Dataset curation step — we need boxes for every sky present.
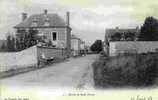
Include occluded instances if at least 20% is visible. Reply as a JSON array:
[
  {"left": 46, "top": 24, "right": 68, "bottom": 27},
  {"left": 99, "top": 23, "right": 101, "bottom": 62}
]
[{"left": 0, "top": 0, "right": 158, "bottom": 45}]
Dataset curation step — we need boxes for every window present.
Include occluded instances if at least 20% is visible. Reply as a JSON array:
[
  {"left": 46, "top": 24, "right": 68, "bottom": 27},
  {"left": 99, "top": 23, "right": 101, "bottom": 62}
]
[{"left": 52, "top": 32, "right": 57, "bottom": 41}]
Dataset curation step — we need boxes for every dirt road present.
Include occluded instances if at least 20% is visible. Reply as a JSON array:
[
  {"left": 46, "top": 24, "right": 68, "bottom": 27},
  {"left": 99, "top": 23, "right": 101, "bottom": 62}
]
[{"left": 1, "top": 55, "right": 97, "bottom": 89}]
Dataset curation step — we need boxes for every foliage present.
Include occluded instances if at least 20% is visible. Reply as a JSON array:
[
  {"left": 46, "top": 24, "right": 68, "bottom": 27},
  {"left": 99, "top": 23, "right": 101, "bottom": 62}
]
[
  {"left": 48, "top": 40, "right": 53, "bottom": 47},
  {"left": 4, "top": 29, "right": 38, "bottom": 52},
  {"left": 6, "top": 35, "right": 15, "bottom": 51},
  {"left": 15, "top": 29, "right": 38, "bottom": 51},
  {"left": 0, "top": 42, "right": 6, "bottom": 51},
  {"left": 110, "top": 32, "right": 136, "bottom": 41},
  {"left": 90, "top": 40, "right": 103, "bottom": 53},
  {"left": 124, "top": 31, "right": 135, "bottom": 41},
  {"left": 93, "top": 53, "right": 158, "bottom": 88},
  {"left": 111, "top": 32, "right": 122, "bottom": 41},
  {"left": 138, "top": 16, "right": 158, "bottom": 41}
]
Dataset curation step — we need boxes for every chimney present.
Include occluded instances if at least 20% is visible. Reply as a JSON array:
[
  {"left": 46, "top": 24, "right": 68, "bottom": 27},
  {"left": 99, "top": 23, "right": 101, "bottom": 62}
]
[
  {"left": 44, "top": 9, "right": 48, "bottom": 15},
  {"left": 22, "top": 13, "right": 27, "bottom": 21},
  {"left": 66, "top": 11, "right": 70, "bottom": 26}
]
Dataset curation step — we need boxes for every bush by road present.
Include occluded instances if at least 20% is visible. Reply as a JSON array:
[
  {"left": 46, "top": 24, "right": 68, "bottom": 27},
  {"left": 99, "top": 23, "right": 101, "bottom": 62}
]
[{"left": 93, "top": 53, "right": 158, "bottom": 88}]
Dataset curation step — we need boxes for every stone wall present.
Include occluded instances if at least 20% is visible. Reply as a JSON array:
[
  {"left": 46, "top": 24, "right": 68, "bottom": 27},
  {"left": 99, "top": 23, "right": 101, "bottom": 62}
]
[
  {"left": 0, "top": 46, "right": 67, "bottom": 72},
  {"left": 0, "top": 46, "right": 38, "bottom": 72},
  {"left": 109, "top": 41, "right": 158, "bottom": 56},
  {"left": 37, "top": 46, "right": 67, "bottom": 60}
]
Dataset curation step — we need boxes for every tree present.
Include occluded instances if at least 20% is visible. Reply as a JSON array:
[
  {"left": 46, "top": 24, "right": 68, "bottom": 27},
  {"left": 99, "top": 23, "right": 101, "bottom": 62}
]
[
  {"left": 0, "top": 42, "right": 6, "bottom": 51},
  {"left": 11, "top": 37, "right": 15, "bottom": 51},
  {"left": 6, "top": 35, "right": 16, "bottom": 51},
  {"left": 7, "top": 35, "right": 12, "bottom": 51},
  {"left": 15, "top": 29, "right": 38, "bottom": 51},
  {"left": 138, "top": 16, "right": 158, "bottom": 41},
  {"left": 90, "top": 40, "right": 103, "bottom": 53},
  {"left": 28, "top": 29, "right": 38, "bottom": 47},
  {"left": 111, "top": 32, "right": 122, "bottom": 41},
  {"left": 15, "top": 38, "right": 20, "bottom": 51},
  {"left": 124, "top": 31, "right": 135, "bottom": 41}
]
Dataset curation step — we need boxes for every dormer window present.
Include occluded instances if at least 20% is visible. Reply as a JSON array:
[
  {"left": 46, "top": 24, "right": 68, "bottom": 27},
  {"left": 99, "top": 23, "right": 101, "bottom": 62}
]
[{"left": 32, "top": 18, "right": 38, "bottom": 27}]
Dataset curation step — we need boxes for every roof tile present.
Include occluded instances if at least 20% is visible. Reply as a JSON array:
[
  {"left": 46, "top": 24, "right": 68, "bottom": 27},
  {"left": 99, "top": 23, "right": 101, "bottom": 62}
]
[{"left": 15, "top": 13, "right": 66, "bottom": 28}]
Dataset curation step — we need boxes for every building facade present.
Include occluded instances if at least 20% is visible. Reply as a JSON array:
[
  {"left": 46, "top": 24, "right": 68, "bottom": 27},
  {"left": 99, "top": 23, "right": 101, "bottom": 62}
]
[{"left": 71, "top": 34, "right": 81, "bottom": 56}]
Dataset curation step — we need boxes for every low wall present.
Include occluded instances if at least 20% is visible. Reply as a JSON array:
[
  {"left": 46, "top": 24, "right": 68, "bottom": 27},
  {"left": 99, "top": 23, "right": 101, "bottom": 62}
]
[
  {"left": 0, "top": 46, "right": 38, "bottom": 72},
  {"left": 109, "top": 41, "right": 158, "bottom": 56},
  {"left": 37, "top": 46, "right": 66, "bottom": 60},
  {"left": 0, "top": 45, "right": 68, "bottom": 72}
]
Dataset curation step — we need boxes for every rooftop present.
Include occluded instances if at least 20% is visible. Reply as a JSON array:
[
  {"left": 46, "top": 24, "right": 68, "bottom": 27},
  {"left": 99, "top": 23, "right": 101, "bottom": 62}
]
[{"left": 14, "top": 10, "right": 68, "bottom": 28}]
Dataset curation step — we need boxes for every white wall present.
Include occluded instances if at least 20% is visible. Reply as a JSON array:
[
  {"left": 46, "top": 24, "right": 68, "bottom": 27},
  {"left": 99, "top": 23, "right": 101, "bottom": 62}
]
[
  {"left": 71, "top": 39, "right": 80, "bottom": 56},
  {"left": 109, "top": 41, "right": 158, "bottom": 56},
  {"left": 38, "top": 28, "right": 67, "bottom": 48},
  {"left": 0, "top": 46, "right": 38, "bottom": 72},
  {"left": 71, "top": 39, "right": 80, "bottom": 50}
]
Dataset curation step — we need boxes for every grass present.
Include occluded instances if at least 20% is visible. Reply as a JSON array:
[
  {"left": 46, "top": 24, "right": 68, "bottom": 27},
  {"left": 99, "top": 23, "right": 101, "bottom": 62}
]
[{"left": 93, "top": 53, "right": 158, "bottom": 88}]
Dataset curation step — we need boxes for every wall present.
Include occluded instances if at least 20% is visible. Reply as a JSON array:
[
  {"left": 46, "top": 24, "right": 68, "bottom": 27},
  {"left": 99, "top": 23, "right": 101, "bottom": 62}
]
[
  {"left": 37, "top": 46, "right": 66, "bottom": 60},
  {"left": 109, "top": 41, "right": 158, "bottom": 56},
  {"left": 0, "top": 46, "right": 38, "bottom": 72},
  {"left": 71, "top": 39, "right": 80, "bottom": 50},
  {"left": 71, "top": 39, "right": 80, "bottom": 56},
  {"left": 0, "top": 45, "right": 67, "bottom": 72}
]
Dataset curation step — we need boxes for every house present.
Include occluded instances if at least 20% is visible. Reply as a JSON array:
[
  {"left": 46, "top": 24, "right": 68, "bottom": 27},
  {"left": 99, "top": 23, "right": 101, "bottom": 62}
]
[
  {"left": 104, "top": 27, "right": 140, "bottom": 55},
  {"left": 71, "top": 34, "right": 81, "bottom": 56},
  {"left": 71, "top": 34, "right": 87, "bottom": 56},
  {"left": 104, "top": 27, "right": 158, "bottom": 56},
  {"left": 105, "top": 27, "right": 139, "bottom": 41},
  {"left": 14, "top": 9, "right": 71, "bottom": 57}
]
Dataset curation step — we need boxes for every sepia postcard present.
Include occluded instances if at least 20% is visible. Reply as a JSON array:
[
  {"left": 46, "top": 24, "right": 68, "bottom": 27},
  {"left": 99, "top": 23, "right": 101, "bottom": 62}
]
[{"left": 0, "top": 0, "right": 158, "bottom": 100}]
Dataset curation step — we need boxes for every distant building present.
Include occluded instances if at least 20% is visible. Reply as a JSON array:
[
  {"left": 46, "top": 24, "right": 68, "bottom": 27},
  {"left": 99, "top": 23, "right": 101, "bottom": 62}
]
[
  {"left": 104, "top": 27, "right": 140, "bottom": 55},
  {"left": 14, "top": 9, "right": 72, "bottom": 57},
  {"left": 105, "top": 27, "right": 139, "bottom": 42},
  {"left": 71, "top": 34, "right": 87, "bottom": 56},
  {"left": 71, "top": 34, "right": 81, "bottom": 56},
  {"left": 80, "top": 40, "right": 86, "bottom": 55}
]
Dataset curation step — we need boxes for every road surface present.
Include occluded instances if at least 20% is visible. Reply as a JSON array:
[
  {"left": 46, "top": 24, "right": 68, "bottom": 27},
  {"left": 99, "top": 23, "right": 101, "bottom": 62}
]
[{"left": 1, "top": 55, "right": 97, "bottom": 89}]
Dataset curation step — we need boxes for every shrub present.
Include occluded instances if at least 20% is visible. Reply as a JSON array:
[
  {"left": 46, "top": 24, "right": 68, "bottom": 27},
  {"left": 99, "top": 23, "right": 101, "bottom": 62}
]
[{"left": 93, "top": 53, "right": 158, "bottom": 88}]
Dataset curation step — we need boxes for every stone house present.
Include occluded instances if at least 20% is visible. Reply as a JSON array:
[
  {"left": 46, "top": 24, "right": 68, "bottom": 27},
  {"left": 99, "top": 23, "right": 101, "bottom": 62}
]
[{"left": 14, "top": 10, "right": 71, "bottom": 57}]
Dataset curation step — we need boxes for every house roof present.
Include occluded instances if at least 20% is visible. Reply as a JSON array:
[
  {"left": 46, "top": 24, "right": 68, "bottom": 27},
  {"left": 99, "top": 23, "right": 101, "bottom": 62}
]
[
  {"left": 106, "top": 28, "right": 139, "bottom": 37},
  {"left": 14, "top": 13, "right": 67, "bottom": 28}
]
